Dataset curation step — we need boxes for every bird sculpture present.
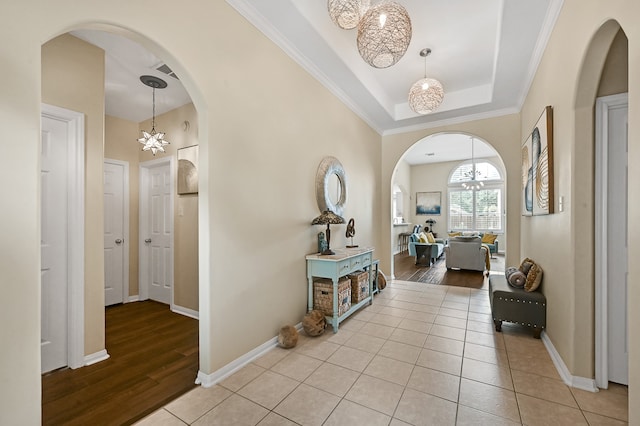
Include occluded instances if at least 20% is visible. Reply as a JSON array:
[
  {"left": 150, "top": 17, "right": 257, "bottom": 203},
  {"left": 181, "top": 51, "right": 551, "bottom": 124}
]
[{"left": 346, "top": 218, "right": 358, "bottom": 248}]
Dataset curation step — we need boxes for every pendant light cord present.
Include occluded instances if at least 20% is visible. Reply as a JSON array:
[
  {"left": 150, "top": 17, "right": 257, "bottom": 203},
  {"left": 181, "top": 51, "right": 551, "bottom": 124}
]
[{"left": 151, "top": 86, "right": 156, "bottom": 134}]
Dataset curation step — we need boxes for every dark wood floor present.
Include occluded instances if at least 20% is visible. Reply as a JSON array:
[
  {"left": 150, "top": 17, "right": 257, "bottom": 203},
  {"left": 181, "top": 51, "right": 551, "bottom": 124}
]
[
  {"left": 42, "top": 301, "right": 199, "bottom": 426},
  {"left": 393, "top": 251, "right": 505, "bottom": 289}
]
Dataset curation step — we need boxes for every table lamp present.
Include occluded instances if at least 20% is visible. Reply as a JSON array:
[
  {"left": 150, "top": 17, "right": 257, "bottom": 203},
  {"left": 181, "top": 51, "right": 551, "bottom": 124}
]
[{"left": 312, "top": 210, "right": 345, "bottom": 255}]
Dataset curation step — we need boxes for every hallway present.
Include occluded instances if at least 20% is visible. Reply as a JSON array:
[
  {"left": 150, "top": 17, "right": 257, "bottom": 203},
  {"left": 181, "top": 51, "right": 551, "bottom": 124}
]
[{"left": 137, "top": 280, "right": 628, "bottom": 425}]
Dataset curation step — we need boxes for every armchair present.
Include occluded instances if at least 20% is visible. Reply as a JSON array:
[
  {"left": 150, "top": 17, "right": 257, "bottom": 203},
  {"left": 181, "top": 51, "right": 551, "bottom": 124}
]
[
  {"left": 445, "top": 237, "right": 488, "bottom": 272},
  {"left": 479, "top": 233, "right": 499, "bottom": 258},
  {"left": 408, "top": 233, "right": 446, "bottom": 266}
]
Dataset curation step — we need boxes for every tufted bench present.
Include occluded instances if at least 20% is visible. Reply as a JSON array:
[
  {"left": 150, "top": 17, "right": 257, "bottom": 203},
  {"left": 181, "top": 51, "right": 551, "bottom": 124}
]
[{"left": 489, "top": 274, "right": 546, "bottom": 338}]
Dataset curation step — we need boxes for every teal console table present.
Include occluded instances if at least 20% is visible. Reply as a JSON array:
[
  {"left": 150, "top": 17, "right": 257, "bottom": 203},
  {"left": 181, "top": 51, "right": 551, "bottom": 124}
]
[{"left": 306, "top": 247, "right": 375, "bottom": 332}]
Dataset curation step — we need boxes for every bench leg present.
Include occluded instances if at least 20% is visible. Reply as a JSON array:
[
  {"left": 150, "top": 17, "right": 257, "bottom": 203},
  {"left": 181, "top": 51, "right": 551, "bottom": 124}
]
[
  {"left": 533, "top": 328, "right": 542, "bottom": 339},
  {"left": 494, "top": 319, "right": 502, "bottom": 332}
]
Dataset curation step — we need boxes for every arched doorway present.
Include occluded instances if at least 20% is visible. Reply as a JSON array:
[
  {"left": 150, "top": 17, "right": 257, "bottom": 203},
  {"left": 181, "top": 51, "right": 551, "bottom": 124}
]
[
  {"left": 573, "top": 22, "right": 629, "bottom": 389},
  {"left": 40, "top": 24, "right": 208, "bottom": 423},
  {"left": 390, "top": 132, "right": 507, "bottom": 282}
]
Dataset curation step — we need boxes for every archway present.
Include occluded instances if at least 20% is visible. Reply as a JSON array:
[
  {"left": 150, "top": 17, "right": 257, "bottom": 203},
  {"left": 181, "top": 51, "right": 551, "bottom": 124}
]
[
  {"left": 390, "top": 132, "right": 508, "bottom": 281},
  {"left": 39, "top": 23, "right": 210, "bottom": 422},
  {"left": 572, "top": 21, "right": 628, "bottom": 389}
]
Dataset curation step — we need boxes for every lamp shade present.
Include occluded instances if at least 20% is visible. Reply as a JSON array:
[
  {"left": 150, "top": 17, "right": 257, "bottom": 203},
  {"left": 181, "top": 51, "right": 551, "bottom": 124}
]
[
  {"left": 312, "top": 210, "right": 346, "bottom": 225},
  {"left": 408, "top": 77, "right": 444, "bottom": 114},
  {"left": 328, "top": 0, "right": 370, "bottom": 30},
  {"left": 357, "top": 1, "right": 412, "bottom": 68}
]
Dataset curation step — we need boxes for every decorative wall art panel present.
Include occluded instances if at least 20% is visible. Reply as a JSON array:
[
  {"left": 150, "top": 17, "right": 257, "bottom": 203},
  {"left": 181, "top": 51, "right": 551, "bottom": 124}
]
[
  {"left": 522, "top": 106, "right": 554, "bottom": 216},
  {"left": 416, "top": 191, "right": 441, "bottom": 215}
]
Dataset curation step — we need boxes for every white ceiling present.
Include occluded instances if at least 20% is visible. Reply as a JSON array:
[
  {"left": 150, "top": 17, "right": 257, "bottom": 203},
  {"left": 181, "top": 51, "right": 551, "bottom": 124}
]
[
  {"left": 71, "top": 29, "right": 192, "bottom": 123},
  {"left": 226, "top": 0, "right": 564, "bottom": 135},
  {"left": 70, "top": 0, "right": 563, "bottom": 164}
]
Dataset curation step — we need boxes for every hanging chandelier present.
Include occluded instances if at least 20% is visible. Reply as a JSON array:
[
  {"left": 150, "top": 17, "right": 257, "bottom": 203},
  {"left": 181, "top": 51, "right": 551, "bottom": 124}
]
[
  {"left": 408, "top": 48, "right": 444, "bottom": 115},
  {"left": 461, "top": 137, "right": 485, "bottom": 190},
  {"left": 138, "top": 75, "right": 170, "bottom": 155},
  {"left": 356, "top": 1, "right": 412, "bottom": 68},
  {"left": 328, "top": 0, "right": 370, "bottom": 30}
]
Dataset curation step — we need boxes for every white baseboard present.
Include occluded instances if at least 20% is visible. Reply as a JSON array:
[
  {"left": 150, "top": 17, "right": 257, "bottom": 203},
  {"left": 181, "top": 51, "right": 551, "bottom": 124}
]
[
  {"left": 542, "top": 331, "right": 599, "bottom": 392},
  {"left": 84, "top": 349, "right": 110, "bottom": 366},
  {"left": 127, "top": 295, "right": 140, "bottom": 303},
  {"left": 172, "top": 305, "right": 199, "bottom": 320},
  {"left": 196, "top": 322, "right": 303, "bottom": 388}
]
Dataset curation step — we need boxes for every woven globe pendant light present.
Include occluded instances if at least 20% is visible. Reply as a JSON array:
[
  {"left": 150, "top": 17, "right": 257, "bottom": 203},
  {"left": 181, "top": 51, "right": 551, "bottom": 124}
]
[
  {"left": 357, "top": 1, "right": 412, "bottom": 68},
  {"left": 408, "top": 48, "right": 444, "bottom": 114},
  {"left": 328, "top": 0, "right": 370, "bottom": 30}
]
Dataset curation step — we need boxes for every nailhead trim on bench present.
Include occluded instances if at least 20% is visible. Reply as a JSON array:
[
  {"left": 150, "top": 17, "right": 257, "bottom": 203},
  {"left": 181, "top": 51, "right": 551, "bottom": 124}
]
[
  {"left": 496, "top": 296, "right": 546, "bottom": 306},
  {"left": 494, "top": 317, "right": 544, "bottom": 328}
]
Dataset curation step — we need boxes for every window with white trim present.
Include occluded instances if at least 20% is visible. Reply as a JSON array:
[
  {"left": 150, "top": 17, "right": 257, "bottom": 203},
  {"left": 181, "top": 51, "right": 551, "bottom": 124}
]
[{"left": 448, "top": 160, "right": 504, "bottom": 232}]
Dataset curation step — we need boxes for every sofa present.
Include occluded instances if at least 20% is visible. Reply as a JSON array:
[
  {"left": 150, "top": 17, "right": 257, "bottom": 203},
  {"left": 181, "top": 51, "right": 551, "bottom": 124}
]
[
  {"left": 408, "top": 233, "right": 446, "bottom": 266},
  {"left": 449, "top": 232, "right": 499, "bottom": 257},
  {"left": 444, "top": 237, "right": 487, "bottom": 272}
]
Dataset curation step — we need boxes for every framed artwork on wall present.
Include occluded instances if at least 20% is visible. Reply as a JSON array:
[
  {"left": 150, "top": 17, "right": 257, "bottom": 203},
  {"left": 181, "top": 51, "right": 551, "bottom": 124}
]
[
  {"left": 177, "top": 145, "right": 199, "bottom": 195},
  {"left": 416, "top": 191, "right": 441, "bottom": 215},
  {"left": 522, "top": 106, "right": 554, "bottom": 215}
]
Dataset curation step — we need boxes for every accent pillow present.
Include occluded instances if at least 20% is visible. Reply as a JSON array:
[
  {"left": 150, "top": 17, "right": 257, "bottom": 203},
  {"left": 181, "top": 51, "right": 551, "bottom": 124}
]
[
  {"left": 509, "top": 271, "right": 527, "bottom": 288},
  {"left": 481, "top": 233, "right": 497, "bottom": 244},
  {"left": 525, "top": 263, "right": 543, "bottom": 292},
  {"left": 418, "top": 232, "right": 428, "bottom": 243},
  {"left": 519, "top": 257, "right": 535, "bottom": 276},
  {"left": 505, "top": 266, "right": 518, "bottom": 281},
  {"left": 426, "top": 232, "right": 436, "bottom": 243},
  {"left": 448, "top": 232, "right": 461, "bottom": 237}
]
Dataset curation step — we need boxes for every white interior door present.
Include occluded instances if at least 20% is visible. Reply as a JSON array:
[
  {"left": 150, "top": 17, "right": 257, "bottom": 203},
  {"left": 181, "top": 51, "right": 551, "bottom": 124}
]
[
  {"left": 41, "top": 114, "right": 69, "bottom": 373},
  {"left": 141, "top": 159, "right": 173, "bottom": 305},
  {"left": 104, "top": 160, "right": 128, "bottom": 306},
  {"left": 606, "top": 100, "right": 628, "bottom": 385}
]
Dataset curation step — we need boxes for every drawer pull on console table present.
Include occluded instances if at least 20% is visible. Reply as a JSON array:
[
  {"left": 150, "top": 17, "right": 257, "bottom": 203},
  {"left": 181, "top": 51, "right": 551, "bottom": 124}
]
[{"left": 306, "top": 247, "right": 375, "bottom": 332}]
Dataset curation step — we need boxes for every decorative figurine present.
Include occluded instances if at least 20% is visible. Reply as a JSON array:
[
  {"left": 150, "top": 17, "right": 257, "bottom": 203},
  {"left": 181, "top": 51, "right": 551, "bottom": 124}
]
[
  {"left": 317, "top": 232, "right": 328, "bottom": 254},
  {"left": 346, "top": 218, "right": 358, "bottom": 248}
]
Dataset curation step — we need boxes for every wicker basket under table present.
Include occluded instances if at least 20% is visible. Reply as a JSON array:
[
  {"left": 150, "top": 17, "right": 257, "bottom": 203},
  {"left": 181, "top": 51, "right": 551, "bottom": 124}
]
[
  {"left": 313, "top": 277, "right": 351, "bottom": 317},
  {"left": 348, "top": 270, "right": 369, "bottom": 303}
]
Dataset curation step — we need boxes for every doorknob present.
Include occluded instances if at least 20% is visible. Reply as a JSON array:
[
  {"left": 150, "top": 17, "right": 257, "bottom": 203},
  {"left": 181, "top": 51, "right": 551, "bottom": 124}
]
[
  {"left": 145, "top": 238, "right": 152, "bottom": 243},
  {"left": 115, "top": 239, "right": 123, "bottom": 245}
]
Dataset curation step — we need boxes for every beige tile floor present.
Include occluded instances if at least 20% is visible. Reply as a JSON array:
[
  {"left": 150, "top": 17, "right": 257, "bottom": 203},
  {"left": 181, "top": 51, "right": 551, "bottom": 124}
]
[{"left": 136, "top": 279, "right": 628, "bottom": 426}]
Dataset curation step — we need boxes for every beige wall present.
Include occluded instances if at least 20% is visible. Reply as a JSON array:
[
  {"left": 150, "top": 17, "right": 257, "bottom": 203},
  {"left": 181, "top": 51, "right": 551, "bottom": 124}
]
[
  {"left": 598, "top": 29, "right": 629, "bottom": 97},
  {"left": 41, "top": 34, "right": 106, "bottom": 357},
  {"left": 105, "top": 115, "right": 140, "bottom": 296},
  {"left": 138, "top": 103, "right": 199, "bottom": 311},
  {"left": 381, "top": 115, "right": 522, "bottom": 274},
  {"left": 518, "top": 3, "right": 638, "bottom": 404}
]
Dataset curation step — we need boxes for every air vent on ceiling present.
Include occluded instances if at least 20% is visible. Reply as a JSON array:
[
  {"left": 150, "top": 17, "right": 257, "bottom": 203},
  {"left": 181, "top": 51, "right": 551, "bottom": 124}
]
[{"left": 155, "top": 63, "right": 179, "bottom": 80}]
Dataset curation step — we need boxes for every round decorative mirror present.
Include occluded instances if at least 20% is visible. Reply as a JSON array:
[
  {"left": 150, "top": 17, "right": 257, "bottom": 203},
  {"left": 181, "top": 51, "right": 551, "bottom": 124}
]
[{"left": 315, "top": 156, "right": 347, "bottom": 216}]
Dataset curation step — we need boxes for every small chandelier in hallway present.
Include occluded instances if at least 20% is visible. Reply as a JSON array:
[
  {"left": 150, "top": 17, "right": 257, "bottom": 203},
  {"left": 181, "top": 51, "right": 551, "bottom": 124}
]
[
  {"left": 138, "top": 75, "right": 170, "bottom": 155},
  {"left": 462, "top": 136, "right": 485, "bottom": 190}
]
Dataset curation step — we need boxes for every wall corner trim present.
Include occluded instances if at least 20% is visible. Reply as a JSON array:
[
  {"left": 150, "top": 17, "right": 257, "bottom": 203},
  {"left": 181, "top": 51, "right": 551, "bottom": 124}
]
[
  {"left": 196, "top": 323, "right": 303, "bottom": 388},
  {"left": 84, "top": 350, "right": 110, "bottom": 367},
  {"left": 542, "top": 332, "right": 599, "bottom": 392},
  {"left": 172, "top": 305, "right": 199, "bottom": 320}
]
